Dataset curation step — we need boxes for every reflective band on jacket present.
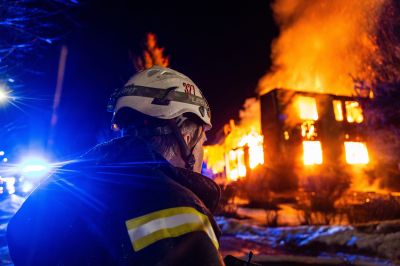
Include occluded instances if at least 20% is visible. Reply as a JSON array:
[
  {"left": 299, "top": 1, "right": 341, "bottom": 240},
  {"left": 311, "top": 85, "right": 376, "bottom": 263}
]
[{"left": 125, "top": 207, "right": 219, "bottom": 252}]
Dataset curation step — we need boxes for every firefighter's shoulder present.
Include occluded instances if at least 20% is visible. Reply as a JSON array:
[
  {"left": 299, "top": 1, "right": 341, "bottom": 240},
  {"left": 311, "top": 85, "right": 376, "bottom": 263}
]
[{"left": 124, "top": 205, "right": 219, "bottom": 252}]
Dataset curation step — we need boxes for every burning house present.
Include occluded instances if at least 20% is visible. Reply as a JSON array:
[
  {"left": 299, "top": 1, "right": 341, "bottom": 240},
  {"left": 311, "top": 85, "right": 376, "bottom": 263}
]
[
  {"left": 204, "top": 89, "right": 370, "bottom": 186},
  {"left": 204, "top": 0, "right": 392, "bottom": 193},
  {"left": 260, "top": 89, "right": 368, "bottom": 171}
]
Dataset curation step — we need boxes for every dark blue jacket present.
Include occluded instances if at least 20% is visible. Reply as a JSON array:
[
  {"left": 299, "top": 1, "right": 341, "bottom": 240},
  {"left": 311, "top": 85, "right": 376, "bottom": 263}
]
[{"left": 7, "top": 136, "right": 223, "bottom": 265}]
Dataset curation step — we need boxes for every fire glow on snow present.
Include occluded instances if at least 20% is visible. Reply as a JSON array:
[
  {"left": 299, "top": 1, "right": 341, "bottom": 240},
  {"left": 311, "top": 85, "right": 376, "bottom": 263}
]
[{"left": 216, "top": 217, "right": 399, "bottom": 265}]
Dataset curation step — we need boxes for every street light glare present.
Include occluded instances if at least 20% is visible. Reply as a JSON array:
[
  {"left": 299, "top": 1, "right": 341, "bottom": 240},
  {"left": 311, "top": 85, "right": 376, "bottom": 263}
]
[
  {"left": 0, "top": 89, "right": 8, "bottom": 102},
  {"left": 19, "top": 156, "right": 52, "bottom": 179}
]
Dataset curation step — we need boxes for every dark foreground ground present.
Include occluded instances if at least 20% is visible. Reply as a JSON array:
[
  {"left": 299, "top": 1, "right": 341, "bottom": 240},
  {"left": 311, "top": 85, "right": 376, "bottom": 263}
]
[{"left": 1, "top": 195, "right": 397, "bottom": 266}]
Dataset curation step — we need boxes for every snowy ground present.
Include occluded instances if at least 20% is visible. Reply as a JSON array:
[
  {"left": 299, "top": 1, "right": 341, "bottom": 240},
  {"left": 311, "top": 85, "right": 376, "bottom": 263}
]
[
  {"left": 1, "top": 195, "right": 399, "bottom": 265},
  {"left": 217, "top": 216, "right": 399, "bottom": 265}
]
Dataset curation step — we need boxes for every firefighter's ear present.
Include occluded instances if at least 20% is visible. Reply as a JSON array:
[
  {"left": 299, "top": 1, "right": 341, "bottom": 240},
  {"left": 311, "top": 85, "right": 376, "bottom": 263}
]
[{"left": 182, "top": 133, "right": 191, "bottom": 146}]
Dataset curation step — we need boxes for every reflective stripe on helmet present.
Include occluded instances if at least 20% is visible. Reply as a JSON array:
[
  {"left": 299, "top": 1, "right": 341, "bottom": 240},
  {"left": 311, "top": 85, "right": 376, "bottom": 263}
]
[
  {"left": 108, "top": 85, "right": 210, "bottom": 114},
  {"left": 125, "top": 207, "right": 219, "bottom": 252}
]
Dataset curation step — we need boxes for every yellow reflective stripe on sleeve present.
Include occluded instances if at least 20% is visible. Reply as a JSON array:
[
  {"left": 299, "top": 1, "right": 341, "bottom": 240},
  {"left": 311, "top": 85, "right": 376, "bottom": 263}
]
[{"left": 125, "top": 207, "right": 219, "bottom": 251}]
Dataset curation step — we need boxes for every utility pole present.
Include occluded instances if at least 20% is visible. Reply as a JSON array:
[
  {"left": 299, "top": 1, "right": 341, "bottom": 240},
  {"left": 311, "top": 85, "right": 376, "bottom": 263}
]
[{"left": 47, "top": 45, "right": 68, "bottom": 150}]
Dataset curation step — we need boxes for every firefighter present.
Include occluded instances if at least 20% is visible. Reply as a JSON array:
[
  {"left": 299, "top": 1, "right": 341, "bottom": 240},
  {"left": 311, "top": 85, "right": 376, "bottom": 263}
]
[{"left": 7, "top": 66, "right": 225, "bottom": 265}]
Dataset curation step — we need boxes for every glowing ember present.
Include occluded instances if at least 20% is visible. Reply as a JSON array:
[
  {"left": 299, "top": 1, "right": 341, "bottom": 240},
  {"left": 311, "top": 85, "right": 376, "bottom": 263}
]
[
  {"left": 297, "top": 96, "right": 318, "bottom": 120},
  {"left": 345, "top": 101, "right": 364, "bottom": 123},
  {"left": 344, "top": 142, "right": 369, "bottom": 164},
  {"left": 303, "top": 141, "right": 323, "bottom": 165}
]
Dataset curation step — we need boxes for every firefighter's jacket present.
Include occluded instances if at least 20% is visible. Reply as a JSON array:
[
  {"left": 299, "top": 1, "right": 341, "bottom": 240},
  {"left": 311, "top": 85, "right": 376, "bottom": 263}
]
[{"left": 7, "top": 136, "right": 224, "bottom": 265}]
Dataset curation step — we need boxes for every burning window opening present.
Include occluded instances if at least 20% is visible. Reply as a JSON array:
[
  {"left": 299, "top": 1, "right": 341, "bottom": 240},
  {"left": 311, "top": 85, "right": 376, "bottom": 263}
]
[
  {"left": 344, "top": 142, "right": 369, "bottom": 165},
  {"left": 297, "top": 96, "right": 318, "bottom": 120},
  {"left": 224, "top": 131, "right": 264, "bottom": 181},
  {"left": 227, "top": 149, "right": 246, "bottom": 181},
  {"left": 303, "top": 141, "right": 323, "bottom": 165},
  {"left": 238, "top": 132, "right": 264, "bottom": 169},
  {"left": 345, "top": 101, "right": 364, "bottom": 123},
  {"left": 204, "top": 98, "right": 263, "bottom": 181},
  {"left": 333, "top": 100, "right": 344, "bottom": 121},
  {"left": 301, "top": 120, "right": 317, "bottom": 140}
]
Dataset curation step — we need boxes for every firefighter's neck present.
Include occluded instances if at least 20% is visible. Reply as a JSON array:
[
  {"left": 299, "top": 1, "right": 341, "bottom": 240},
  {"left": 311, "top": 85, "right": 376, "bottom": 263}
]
[
  {"left": 167, "top": 156, "right": 187, "bottom": 170},
  {"left": 168, "top": 133, "right": 191, "bottom": 170},
  {"left": 166, "top": 133, "right": 203, "bottom": 173}
]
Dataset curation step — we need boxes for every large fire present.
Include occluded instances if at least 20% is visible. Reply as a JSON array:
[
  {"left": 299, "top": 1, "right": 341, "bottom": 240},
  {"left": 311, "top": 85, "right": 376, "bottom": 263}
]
[
  {"left": 204, "top": 0, "right": 386, "bottom": 190},
  {"left": 258, "top": 0, "right": 385, "bottom": 96},
  {"left": 257, "top": 0, "right": 377, "bottom": 172},
  {"left": 204, "top": 98, "right": 264, "bottom": 181}
]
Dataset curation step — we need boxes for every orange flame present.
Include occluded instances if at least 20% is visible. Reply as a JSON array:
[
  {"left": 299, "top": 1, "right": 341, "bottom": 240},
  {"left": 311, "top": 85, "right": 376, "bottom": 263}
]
[
  {"left": 303, "top": 141, "right": 323, "bottom": 165},
  {"left": 204, "top": 98, "right": 264, "bottom": 181},
  {"left": 297, "top": 96, "right": 318, "bottom": 120},
  {"left": 135, "top": 33, "right": 170, "bottom": 70},
  {"left": 345, "top": 101, "right": 364, "bottom": 123},
  {"left": 258, "top": 0, "right": 385, "bottom": 96},
  {"left": 344, "top": 142, "right": 369, "bottom": 164}
]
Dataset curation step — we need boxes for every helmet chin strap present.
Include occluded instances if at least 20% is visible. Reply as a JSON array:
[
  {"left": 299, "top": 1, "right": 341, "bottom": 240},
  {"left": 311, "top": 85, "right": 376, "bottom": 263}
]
[
  {"left": 168, "top": 120, "right": 203, "bottom": 171},
  {"left": 119, "top": 115, "right": 203, "bottom": 171}
]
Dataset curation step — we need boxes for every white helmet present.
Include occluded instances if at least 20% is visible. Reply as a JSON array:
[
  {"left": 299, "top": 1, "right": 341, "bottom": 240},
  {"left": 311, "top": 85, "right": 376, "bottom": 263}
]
[{"left": 108, "top": 66, "right": 211, "bottom": 130}]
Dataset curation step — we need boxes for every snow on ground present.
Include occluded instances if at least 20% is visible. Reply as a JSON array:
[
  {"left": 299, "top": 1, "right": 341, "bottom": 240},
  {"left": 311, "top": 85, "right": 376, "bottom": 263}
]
[
  {"left": 1, "top": 194, "right": 399, "bottom": 265},
  {"left": 217, "top": 216, "right": 399, "bottom": 265},
  {"left": 0, "top": 194, "right": 25, "bottom": 266}
]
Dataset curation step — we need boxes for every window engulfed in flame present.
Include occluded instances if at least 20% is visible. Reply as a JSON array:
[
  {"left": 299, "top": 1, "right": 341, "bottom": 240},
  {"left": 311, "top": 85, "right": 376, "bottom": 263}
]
[
  {"left": 345, "top": 101, "right": 363, "bottom": 123},
  {"left": 238, "top": 132, "right": 264, "bottom": 169},
  {"left": 303, "top": 141, "right": 323, "bottom": 165},
  {"left": 225, "top": 131, "right": 264, "bottom": 181},
  {"left": 227, "top": 149, "right": 246, "bottom": 181},
  {"left": 203, "top": 98, "right": 262, "bottom": 182},
  {"left": 344, "top": 142, "right": 369, "bottom": 164},
  {"left": 297, "top": 96, "right": 318, "bottom": 120},
  {"left": 333, "top": 100, "right": 344, "bottom": 121},
  {"left": 301, "top": 121, "right": 317, "bottom": 140}
]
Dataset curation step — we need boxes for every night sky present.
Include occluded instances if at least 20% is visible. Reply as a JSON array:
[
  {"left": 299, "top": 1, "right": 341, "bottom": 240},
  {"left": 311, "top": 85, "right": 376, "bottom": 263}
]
[{"left": 3, "top": 1, "right": 278, "bottom": 161}]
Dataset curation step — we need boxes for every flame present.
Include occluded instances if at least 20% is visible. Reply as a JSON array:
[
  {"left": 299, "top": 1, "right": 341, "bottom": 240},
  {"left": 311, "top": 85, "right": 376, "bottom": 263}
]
[
  {"left": 258, "top": 0, "right": 385, "bottom": 96},
  {"left": 204, "top": 98, "right": 264, "bottom": 181},
  {"left": 333, "top": 100, "right": 344, "bottom": 121},
  {"left": 227, "top": 149, "right": 247, "bottom": 181},
  {"left": 135, "top": 33, "right": 170, "bottom": 70},
  {"left": 301, "top": 121, "right": 317, "bottom": 140},
  {"left": 303, "top": 141, "right": 323, "bottom": 165},
  {"left": 345, "top": 101, "right": 364, "bottom": 123},
  {"left": 297, "top": 96, "right": 318, "bottom": 120},
  {"left": 344, "top": 142, "right": 369, "bottom": 164},
  {"left": 203, "top": 144, "right": 225, "bottom": 174},
  {"left": 239, "top": 132, "right": 264, "bottom": 169}
]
